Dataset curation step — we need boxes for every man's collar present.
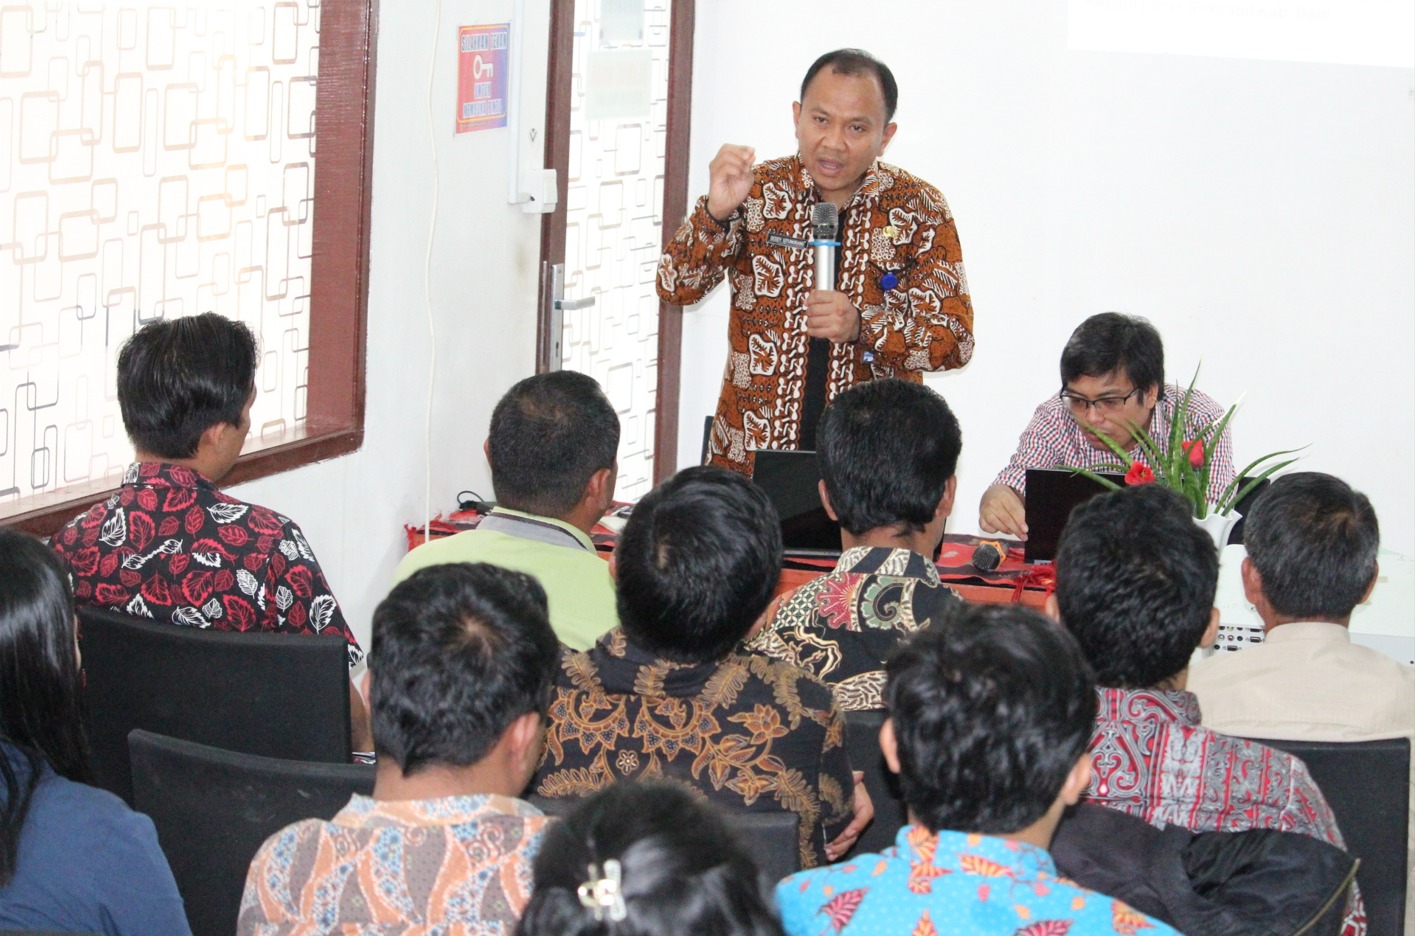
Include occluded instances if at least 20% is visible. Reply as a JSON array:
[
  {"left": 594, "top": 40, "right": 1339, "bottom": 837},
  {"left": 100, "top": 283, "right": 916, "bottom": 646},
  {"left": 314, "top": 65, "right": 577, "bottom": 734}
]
[
  {"left": 483, "top": 506, "right": 595, "bottom": 551},
  {"left": 794, "top": 155, "right": 886, "bottom": 207},
  {"left": 1265, "top": 620, "right": 1352, "bottom": 644},
  {"left": 127, "top": 461, "right": 217, "bottom": 491},
  {"left": 335, "top": 792, "right": 538, "bottom": 829},
  {"left": 1097, "top": 685, "right": 1201, "bottom": 726},
  {"left": 836, "top": 545, "right": 942, "bottom": 586}
]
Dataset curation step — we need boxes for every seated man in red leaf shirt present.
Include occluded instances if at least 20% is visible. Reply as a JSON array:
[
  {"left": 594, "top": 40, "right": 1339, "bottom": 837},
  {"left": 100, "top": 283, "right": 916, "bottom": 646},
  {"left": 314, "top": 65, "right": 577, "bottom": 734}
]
[{"left": 50, "top": 313, "right": 371, "bottom": 751}]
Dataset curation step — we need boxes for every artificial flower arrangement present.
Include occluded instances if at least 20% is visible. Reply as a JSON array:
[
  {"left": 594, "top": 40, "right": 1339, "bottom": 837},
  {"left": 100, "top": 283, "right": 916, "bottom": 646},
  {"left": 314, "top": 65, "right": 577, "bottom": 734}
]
[{"left": 1066, "top": 369, "right": 1301, "bottom": 520}]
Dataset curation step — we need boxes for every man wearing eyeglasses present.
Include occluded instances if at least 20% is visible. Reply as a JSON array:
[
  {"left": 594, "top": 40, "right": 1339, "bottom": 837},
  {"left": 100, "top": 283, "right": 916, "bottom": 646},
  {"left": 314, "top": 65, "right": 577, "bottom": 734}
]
[{"left": 978, "top": 313, "right": 1235, "bottom": 540}]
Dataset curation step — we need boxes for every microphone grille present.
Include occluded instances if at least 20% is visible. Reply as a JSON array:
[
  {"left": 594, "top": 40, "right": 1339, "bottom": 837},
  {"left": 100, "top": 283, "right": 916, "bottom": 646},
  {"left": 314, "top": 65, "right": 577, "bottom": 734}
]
[{"left": 811, "top": 201, "right": 838, "bottom": 238}]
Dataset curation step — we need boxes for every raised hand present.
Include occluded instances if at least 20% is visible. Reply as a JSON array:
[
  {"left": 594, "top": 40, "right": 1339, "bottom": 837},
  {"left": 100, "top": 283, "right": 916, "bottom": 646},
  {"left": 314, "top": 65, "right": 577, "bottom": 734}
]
[{"left": 706, "top": 144, "right": 756, "bottom": 221}]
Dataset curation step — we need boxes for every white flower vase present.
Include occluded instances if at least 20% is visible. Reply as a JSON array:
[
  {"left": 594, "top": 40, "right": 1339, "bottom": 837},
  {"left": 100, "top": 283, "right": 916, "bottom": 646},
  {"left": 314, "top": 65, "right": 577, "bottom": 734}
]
[{"left": 1194, "top": 509, "right": 1239, "bottom": 551}]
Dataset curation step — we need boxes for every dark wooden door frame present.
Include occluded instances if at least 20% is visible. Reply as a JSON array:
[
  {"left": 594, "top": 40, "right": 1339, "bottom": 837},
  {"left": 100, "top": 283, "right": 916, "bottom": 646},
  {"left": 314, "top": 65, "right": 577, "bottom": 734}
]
[{"left": 536, "top": 0, "right": 694, "bottom": 484}]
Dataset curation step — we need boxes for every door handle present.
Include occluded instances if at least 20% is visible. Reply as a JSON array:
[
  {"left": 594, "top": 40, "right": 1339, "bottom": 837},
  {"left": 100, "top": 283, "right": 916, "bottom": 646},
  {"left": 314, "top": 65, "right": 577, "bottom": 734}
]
[{"left": 554, "top": 296, "right": 596, "bottom": 311}]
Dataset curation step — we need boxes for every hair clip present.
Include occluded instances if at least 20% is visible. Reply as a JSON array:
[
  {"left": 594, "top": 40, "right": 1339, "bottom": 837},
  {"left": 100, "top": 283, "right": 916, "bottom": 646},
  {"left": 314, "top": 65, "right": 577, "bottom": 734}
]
[{"left": 577, "top": 858, "right": 627, "bottom": 922}]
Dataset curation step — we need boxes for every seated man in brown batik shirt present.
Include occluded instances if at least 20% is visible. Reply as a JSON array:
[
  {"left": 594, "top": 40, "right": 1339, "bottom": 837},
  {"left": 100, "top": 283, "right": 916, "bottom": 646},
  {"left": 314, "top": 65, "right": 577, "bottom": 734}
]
[
  {"left": 531, "top": 466, "right": 871, "bottom": 869},
  {"left": 749, "top": 379, "right": 963, "bottom": 711}
]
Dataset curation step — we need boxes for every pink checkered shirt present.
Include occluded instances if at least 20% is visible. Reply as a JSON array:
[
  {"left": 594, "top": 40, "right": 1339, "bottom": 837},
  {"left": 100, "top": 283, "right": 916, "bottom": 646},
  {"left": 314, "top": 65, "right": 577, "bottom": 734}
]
[{"left": 993, "top": 383, "right": 1235, "bottom": 504}]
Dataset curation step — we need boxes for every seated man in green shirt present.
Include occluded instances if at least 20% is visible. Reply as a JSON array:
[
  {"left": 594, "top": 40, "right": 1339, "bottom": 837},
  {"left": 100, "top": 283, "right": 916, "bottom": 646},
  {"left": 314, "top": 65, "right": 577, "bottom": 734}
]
[{"left": 394, "top": 371, "right": 619, "bottom": 649}]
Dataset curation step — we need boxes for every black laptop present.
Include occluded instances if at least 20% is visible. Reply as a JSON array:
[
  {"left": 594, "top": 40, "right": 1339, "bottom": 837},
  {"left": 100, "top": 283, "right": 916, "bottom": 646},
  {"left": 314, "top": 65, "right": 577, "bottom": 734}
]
[
  {"left": 1023, "top": 468, "right": 1125, "bottom": 564},
  {"left": 751, "top": 449, "right": 841, "bottom": 556}
]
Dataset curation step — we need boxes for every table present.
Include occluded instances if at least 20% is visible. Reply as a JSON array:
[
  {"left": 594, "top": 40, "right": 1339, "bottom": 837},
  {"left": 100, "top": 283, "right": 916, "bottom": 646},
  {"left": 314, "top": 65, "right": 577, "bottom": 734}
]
[{"left": 406, "top": 511, "right": 1051, "bottom": 609}]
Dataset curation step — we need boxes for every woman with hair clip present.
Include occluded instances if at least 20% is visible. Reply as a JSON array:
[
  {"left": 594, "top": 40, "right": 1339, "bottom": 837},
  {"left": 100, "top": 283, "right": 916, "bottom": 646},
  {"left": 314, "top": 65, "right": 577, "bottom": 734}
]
[
  {"left": 0, "top": 529, "right": 190, "bottom": 934},
  {"left": 516, "top": 781, "right": 786, "bottom": 936}
]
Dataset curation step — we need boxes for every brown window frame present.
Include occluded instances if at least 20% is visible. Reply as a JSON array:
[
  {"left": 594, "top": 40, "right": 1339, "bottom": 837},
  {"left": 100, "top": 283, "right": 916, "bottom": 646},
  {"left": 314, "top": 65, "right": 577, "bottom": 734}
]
[{"left": 3, "top": 0, "right": 379, "bottom": 538}]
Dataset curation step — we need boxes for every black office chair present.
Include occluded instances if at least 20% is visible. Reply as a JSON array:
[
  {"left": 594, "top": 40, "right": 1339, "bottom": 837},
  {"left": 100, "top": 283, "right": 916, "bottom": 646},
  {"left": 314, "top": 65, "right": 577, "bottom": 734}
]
[
  {"left": 843, "top": 709, "right": 909, "bottom": 858},
  {"left": 79, "top": 605, "right": 352, "bottom": 804},
  {"left": 1246, "top": 736, "right": 1410, "bottom": 936},
  {"left": 128, "top": 729, "right": 375, "bottom": 936},
  {"left": 529, "top": 793, "right": 802, "bottom": 883}
]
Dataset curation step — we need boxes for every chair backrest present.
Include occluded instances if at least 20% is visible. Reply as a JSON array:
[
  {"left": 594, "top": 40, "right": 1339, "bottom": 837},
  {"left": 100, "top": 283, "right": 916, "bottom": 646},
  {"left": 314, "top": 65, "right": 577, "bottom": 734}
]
[
  {"left": 527, "top": 794, "right": 801, "bottom": 885},
  {"left": 1247, "top": 735, "right": 1410, "bottom": 936},
  {"left": 728, "top": 808, "right": 801, "bottom": 884},
  {"left": 128, "top": 729, "right": 375, "bottom": 936},
  {"left": 844, "top": 709, "right": 909, "bottom": 857},
  {"left": 79, "top": 605, "right": 352, "bottom": 804}
]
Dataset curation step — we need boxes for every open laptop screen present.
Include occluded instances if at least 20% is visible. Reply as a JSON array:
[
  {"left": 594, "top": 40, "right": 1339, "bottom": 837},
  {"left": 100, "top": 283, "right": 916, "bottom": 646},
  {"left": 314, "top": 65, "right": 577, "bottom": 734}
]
[
  {"left": 1023, "top": 468, "right": 1125, "bottom": 563},
  {"left": 751, "top": 449, "right": 841, "bottom": 556}
]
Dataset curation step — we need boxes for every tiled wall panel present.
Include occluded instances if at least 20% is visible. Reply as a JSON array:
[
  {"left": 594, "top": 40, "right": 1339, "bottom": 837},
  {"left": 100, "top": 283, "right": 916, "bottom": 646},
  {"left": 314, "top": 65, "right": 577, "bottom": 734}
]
[{"left": 0, "top": 1, "right": 320, "bottom": 504}]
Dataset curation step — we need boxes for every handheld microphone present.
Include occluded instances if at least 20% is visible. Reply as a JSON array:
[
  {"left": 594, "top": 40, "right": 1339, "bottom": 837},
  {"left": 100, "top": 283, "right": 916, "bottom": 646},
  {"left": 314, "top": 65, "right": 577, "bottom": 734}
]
[
  {"left": 810, "top": 202, "right": 839, "bottom": 291},
  {"left": 971, "top": 540, "right": 1007, "bottom": 573}
]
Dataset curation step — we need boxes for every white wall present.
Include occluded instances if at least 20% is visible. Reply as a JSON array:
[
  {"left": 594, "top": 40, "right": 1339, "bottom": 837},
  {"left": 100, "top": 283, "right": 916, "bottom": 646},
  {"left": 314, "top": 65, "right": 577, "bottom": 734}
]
[
  {"left": 677, "top": 1, "right": 1415, "bottom": 553},
  {"left": 230, "top": 0, "right": 546, "bottom": 656}
]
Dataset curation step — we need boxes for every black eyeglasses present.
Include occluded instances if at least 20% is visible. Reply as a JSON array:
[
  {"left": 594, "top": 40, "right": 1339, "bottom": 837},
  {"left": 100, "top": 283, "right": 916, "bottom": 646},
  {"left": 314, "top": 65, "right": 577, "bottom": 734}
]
[{"left": 1059, "top": 386, "right": 1141, "bottom": 415}]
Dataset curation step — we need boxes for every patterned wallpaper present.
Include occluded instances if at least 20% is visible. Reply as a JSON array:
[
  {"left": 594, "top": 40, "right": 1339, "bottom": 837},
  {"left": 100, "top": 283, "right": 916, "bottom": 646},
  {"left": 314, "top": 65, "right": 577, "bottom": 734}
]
[
  {"left": 0, "top": 1, "right": 319, "bottom": 506},
  {"left": 560, "top": 0, "right": 671, "bottom": 501}
]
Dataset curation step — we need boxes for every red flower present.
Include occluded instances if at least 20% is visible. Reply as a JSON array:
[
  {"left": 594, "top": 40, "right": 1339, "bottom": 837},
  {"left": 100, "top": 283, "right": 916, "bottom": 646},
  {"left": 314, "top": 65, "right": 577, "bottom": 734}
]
[
  {"left": 1182, "top": 438, "right": 1205, "bottom": 469},
  {"left": 1124, "top": 462, "right": 1156, "bottom": 486}
]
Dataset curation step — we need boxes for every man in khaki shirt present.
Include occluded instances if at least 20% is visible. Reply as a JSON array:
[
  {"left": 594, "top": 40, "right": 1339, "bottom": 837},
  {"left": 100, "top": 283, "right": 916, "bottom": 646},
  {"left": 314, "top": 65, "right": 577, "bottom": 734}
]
[{"left": 1188, "top": 472, "right": 1414, "bottom": 931}]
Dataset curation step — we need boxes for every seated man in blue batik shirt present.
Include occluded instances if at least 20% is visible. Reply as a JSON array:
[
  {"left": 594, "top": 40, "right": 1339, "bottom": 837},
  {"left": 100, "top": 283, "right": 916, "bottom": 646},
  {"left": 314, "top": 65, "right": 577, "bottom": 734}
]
[
  {"left": 749, "top": 378, "right": 962, "bottom": 711},
  {"left": 777, "top": 604, "right": 1178, "bottom": 936}
]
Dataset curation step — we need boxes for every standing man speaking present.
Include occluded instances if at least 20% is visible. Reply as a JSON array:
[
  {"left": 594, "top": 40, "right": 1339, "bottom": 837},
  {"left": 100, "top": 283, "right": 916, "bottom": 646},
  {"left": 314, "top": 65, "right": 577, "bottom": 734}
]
[{"left": 658, "top": 49, "right": 974, "bottom": 475}]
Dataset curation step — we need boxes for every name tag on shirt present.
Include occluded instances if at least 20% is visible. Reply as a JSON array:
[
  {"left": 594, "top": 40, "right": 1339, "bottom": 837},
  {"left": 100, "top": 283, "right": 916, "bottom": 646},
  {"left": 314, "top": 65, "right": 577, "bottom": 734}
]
[{"left": 767, "top": 232, "right": 808, "bottom": 250}]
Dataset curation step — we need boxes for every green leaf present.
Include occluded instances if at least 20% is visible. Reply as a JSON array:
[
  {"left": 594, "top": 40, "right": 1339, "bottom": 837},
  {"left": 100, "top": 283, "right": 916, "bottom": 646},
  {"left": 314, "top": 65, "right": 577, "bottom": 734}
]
[
  {"left": 1062, "top": 465, "right": 1127, "bottom": 492},
  {"left": 1217, "top": 457, "right": 1301, "bottom": 514}
]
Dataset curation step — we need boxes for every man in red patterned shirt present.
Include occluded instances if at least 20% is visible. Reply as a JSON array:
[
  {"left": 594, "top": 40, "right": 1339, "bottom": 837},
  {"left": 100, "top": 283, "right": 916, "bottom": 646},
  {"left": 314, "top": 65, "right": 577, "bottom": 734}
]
[
  {"left": 51, "top": 313, "right": 371, "bottom": 750},
  {"left": 1049, "top": 484, "right": 1365, "bottom": 935}
]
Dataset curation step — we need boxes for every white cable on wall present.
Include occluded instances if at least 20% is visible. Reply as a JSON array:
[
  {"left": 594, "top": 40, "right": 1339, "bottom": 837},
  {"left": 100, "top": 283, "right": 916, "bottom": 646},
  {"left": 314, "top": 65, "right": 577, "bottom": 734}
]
[{"left": 423, "top": 0, "right": 443, "bottom": 544}]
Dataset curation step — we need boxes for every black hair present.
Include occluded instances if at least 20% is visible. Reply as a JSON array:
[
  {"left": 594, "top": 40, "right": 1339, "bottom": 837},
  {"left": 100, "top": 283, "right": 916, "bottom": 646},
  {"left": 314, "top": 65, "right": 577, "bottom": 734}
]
[
  {"left": 885, "top": 604, "right": 1096, "bottom": 835},
  {"left": 515, "top": 781, "right": 786, "bottom": 936},
  {"left": 370, "top": 562, "right": 559, "bottom": 776},
  {"left": 1059, "top": 313, "right": 1165, "bottom": 397},
  {"left": 489, "top": 371, "right": 621, "bottom": 519},
  {"left": 818, "top": 379, "right": 961, "bottom": 537},
  {"left": 0, "top": 530, "right": 95, "bottom": 885},
  {"left": 615, "top": 467, "right": 781, "bottom": 665},
  {"left": 117, "top": 312, "right": 258, "bottom": 459},
  {"left": 1054, "top": 485, "right": 1218, "bottom": 688},
  {"left": 800, "top": 49, "right": 899, "bottom": 123},
  {"left": 1243, "top": 473, "right": 1380, "bottom": 621}
]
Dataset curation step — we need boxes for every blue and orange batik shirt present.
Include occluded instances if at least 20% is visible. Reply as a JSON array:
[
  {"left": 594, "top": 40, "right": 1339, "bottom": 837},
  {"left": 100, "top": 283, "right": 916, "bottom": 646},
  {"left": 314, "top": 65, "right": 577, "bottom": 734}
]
[{"left": 776, "top": 824, "right": 1179, "bottom": 936}]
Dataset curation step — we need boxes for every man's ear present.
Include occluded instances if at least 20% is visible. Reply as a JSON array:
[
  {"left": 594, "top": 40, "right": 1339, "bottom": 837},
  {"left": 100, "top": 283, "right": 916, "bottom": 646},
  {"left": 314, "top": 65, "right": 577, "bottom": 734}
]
[
  {"left": 880, "top": 717, "right": 901, "bottom": 776},
  {"left": 818, "top": 480, "right": 839, "bottom": 521},
  {"left": 1200, "top": 607, "right": 1221, "bottom": 649},
  {"left": 880, "top": 121, "right": 898, "bottom": 153},
  {"left": 483, "top": 438, "right": 492, "bottom": 469},
  {"left": 1240, "top": 556, "right": 1263, "bottom": 607},
  {"left": 792, "top": 100, "right": 802, "bottom": 129},
  {"left": 936, "top": 476, "right": 958, "bottom": 519},
  {"left": 607, "top": 552, "right": 617, "bottom": 581},
  {"left": 1359, "top": 561, "right": 1379, "bottom": 606},
  {"left": 506, "top": 711, "right": 545, "bottom": 773},
  {"left": 199, "top": 421, "right": 228, "bottom": 457},
  {"left": 1059, "top": 753, "right": 1092, "bottom": 807},
  {"left": 1043, "top": 593, "right": 1061, "bottom": 623},
  {"left": 585, "top": 465, "right": 615, "bottom": 509}
]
